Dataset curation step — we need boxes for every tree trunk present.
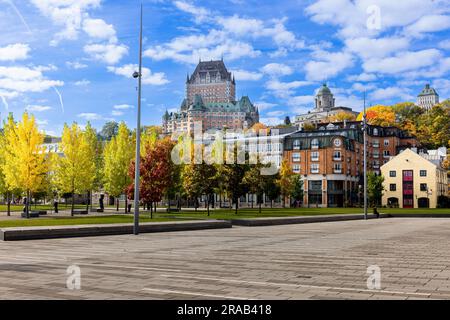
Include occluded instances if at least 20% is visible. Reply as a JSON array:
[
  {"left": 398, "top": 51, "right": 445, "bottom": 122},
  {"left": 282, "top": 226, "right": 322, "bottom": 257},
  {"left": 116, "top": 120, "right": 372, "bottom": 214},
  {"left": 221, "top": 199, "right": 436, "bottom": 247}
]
[
  {"left": 195, "top": 198, "right": 198, "bottom": 211},
  {"left": 167, "top": 193, "right": 171, "bottom": 212},
  {"left": 271, "top": 200, "right": 273, "bottom": 209},
  {"left": 251, "top": 194, "right": 254, "bottom": 209},
  {"left": 26, "top": 190, "right": 30, "bottom": 219},
  {"left": 154, "top": 202, "right": 157, "bottom": 214},
  {"left": 259, "top": 199, "right": 262, "bottom": 214},
  {"left": 86, "top": 191, "right": 90, "bottom": 212},
  {"left": 207, "top": 194, "right": 210, "bottom": 217},
  {"left": 150, "top": 201, "right": 153, "bottom": 219},
  {"left": 116, "top": 197, "right": 119, "bottom": 211},
  {"left": 235, "top": 198, "right": 238, "bottom": 215},
  {"left": 6, "top": 193, "right": 10, "bottom": 217},
  {"left": 125, "top": 196, "right": 128, "bottom": 213},
  {"left": 71, "top": 191, "right": 75, "bottom": 216}
]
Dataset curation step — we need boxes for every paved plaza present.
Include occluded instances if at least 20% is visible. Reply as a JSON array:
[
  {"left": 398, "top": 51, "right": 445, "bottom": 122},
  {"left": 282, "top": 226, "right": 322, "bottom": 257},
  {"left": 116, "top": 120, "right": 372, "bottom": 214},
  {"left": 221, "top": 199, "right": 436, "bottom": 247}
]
[{"left": 1, "top": 218, "right": 450, "bottom": 299}]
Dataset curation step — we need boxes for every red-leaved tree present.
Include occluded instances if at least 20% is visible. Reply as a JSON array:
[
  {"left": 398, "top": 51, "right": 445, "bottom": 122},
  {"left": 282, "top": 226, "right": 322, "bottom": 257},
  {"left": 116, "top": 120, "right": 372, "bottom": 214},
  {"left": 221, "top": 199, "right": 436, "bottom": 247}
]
[{"left": 127, "top": 137, "right": 174, "bottom": 218}]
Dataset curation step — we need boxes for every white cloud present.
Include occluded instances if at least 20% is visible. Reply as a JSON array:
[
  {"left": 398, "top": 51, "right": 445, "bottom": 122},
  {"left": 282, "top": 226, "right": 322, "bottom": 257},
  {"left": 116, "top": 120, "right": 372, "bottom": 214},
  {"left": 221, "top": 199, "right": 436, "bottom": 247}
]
[
  {"left": 30, "top": 0, "right": 102, "bottom": 45},
  {"left": 351, "top": 82, "right": 377, "bottom": 92},
  {"left": 363, "top": 49, "right": 442, "bottom": 74},
  {"left": 82, "top": 18, "right": 117, "bottom": 42},
  {"left": 266, "top": 110, "right": 285, "bottom": 117},
  {"left": 26, "top": 105, "right": 52, "bottom": 112},
  {"left": 230, "top": 69, "right": 262, "bottom": 81},
  {"left": 287, "top": 95, "right": 315, "bottom": 107},
  {"left": 107, "top": 64, "right": 170, "bottom": 85},
  {"left": 305, "top": 0, "right": 444, "bottom": 39},
  {"left": 305, "top": 50, "right": 354, "bottom": 81},
  {"left": 266, "top": 79, "right": 312, "bottom": 98},
  {"left": 66, "top": 61, "right": 88, "bottom": 69},
  {"left": 347, "top": 73, "right": 377, "bottom": 82},
  {"left": 439, "top": 40, "right": 450, "bottom": 50},
  {"left": 345, "top": 37, "right": 410, "bottom": 60},
  {"left": 405, "top": 15, "right": 450, "bottom": 37},
  {"left": 114, "top": 104, "right": 134, "bottom": 110},
  {"left": 84, "top": 43, "right": 128, "bottom": 64},
  {"left": 0, "top": 43, "right": 30, "bottom": 61},
  {"left": 255, "top": 101, "right": 277, "bottom": 111},
  {"left": 111, "top": 110, "right": 124, "bottom": 116},
  {"left": 259, "top": 117, "right": 283, "bottom": 126},
  {"left": 218, "top": 15, "right": 264, "bottom": 36},
  {"left": 0, "top": 66, "right": 63, "bottom": 94},
  {"left": 77, "top": 113, "right": 103, "bottom": 121},
  {"left": 370, "top": 86, "right": 414, "bottom": 101},
  {"left": 260, "top": 63, "right": 293, "bottom": 77},
  {"left": 174, "top": 1, "right": 211, "bottom": 24},
  {"left": 36, "top": 118, "right": 49, "bottom": 126},
  {"left": 74, "top": 79, "right": 90, "bottom": 86}
]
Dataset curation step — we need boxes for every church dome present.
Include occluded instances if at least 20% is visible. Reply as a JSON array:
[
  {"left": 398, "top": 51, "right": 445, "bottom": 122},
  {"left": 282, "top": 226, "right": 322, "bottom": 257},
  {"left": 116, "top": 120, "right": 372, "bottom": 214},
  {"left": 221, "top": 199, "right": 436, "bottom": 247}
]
[{"left": 317, "top": 83, "right": 331, "bottom": 95}]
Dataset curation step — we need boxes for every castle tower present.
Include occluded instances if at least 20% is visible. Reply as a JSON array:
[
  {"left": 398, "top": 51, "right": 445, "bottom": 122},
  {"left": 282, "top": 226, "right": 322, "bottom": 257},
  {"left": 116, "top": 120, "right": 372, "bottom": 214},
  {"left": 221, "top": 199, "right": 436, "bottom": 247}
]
[{"left": 417, "top": 84, "right": 439, "bottom": 111}]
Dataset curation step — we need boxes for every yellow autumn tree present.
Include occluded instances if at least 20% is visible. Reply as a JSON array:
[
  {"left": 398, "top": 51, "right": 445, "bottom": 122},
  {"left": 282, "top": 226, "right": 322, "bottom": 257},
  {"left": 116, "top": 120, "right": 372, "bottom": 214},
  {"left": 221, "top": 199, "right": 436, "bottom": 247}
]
[
  {"left": 356, "top": 105, "right": 396, "bottom": 127},
  {"left": 326, "top": 111, "right": 356, "bottom": 123},
  {"left": 3, "top": 113, "right": 48, "bottom": 218},
  {"left": 277, "top": 159, "right": 295, "bottom": 208},
  {"left": 54, "top": 123, "right": 96, "bottom": 215},
  {"left": 103, "top": 122, "right": 134, "bottom": 212}
]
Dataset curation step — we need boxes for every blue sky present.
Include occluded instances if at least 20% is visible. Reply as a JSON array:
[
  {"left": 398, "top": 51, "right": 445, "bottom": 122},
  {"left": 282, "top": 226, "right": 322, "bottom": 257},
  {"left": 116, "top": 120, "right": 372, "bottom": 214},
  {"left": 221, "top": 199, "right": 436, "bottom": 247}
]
[{"left": 0, "top": 0, "right": 449, "bottom": 135}]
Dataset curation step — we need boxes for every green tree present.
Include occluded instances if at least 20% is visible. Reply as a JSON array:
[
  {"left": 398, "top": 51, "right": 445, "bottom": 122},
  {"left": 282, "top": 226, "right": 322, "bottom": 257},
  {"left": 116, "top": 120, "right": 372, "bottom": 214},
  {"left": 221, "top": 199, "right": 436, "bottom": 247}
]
[
  {"left": 368, "top": 172, "right": 384, "bottom": 207},
  {"left": 103, "top": 122, "right": 134, "bottom": 213},
  {"left": 217, "top": 145, "right": 249, "bottom": 214},
  {"left": 290, "top": 175, "right": 304, "bottom": 207},
  {"left": 417, "top": 102, "right": 450, "bottom": 149},
  {"left": 265, "top": 173, "right": 281, "bottom": 208},
  {"left": 100, "top": 121, "right": 119, "bottom": 141},
  {"left": 243, "top": 163, "right": 271, "bottom": 213}
]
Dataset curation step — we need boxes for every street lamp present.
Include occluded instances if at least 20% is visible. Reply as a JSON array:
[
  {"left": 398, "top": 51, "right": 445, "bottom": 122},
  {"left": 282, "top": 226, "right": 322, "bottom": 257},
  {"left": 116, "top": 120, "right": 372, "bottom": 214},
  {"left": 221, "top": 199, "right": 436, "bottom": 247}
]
[
  {"left": 362, "top": 91, "right": 368, "bottom": 220},
  {"left": 133, "top": 4, "right": 143, "bottom": 235}
]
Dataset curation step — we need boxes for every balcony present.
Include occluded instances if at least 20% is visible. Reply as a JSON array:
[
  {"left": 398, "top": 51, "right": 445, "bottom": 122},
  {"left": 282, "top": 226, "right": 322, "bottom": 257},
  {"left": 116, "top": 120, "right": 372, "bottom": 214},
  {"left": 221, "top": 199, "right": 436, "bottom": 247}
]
[
  {"left": 333, "top": 157, "right": 342, "bottom": 161},
  {"left": 311, "top": 157, "right": 319, "bottom": 162},
  {"left": 333, "top": 169, "right": 342, "bottom": 174}
]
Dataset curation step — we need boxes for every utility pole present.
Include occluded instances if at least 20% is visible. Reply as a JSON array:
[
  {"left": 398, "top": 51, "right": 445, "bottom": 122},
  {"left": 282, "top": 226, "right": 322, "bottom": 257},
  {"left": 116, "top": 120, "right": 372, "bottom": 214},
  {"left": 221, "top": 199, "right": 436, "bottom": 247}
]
[
  {"left": 133, "top": 3, "right": 143, "bottom": 235},
  {"left": 363, "top": 91, "right": 368, "bottom": 220}
]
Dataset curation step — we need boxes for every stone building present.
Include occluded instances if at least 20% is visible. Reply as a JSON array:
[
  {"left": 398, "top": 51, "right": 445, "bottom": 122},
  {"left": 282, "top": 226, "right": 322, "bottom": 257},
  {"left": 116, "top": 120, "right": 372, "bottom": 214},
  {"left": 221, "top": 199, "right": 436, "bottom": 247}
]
[
  {"left": 417, "top": 84, "right": 439, "bottom": 111},
  {"left": 163, "top": 60, "right": 259, "bottom": 134},
  {"left": 381, "top": 148, "right": 448, "bottom": 208},
  {"left": 294, "top": 84, "right": 359, "bottom": 128}
]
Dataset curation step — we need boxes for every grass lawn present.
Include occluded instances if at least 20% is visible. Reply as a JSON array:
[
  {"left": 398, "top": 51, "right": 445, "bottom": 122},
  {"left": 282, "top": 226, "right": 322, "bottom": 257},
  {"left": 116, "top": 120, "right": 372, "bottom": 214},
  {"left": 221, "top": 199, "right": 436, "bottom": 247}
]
[
  {"left": 0, "top": 204, "right": 91, "bottom": 212},
  {"left": 0, "top": 207, "right": 448, "bottom": 229},
  {"left": 0, "top": 215, "right": 176, "bottom": 228},
  {"left": 155, "top": 207, "right": 450, "bottom": 220}
]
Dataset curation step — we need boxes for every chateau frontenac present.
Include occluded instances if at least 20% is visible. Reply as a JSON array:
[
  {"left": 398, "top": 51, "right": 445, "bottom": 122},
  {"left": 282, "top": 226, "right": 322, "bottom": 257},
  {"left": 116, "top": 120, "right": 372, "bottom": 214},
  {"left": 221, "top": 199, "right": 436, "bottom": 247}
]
[{"left": 163, "top": 59, "right": 259, "bottom": 134}]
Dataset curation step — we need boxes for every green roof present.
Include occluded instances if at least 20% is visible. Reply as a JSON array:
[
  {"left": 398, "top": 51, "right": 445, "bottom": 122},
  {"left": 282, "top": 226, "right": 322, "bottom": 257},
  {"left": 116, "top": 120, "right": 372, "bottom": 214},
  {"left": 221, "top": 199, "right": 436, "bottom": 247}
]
[{"left": 418, "top": 84, "right": 438, "bottom": 97}]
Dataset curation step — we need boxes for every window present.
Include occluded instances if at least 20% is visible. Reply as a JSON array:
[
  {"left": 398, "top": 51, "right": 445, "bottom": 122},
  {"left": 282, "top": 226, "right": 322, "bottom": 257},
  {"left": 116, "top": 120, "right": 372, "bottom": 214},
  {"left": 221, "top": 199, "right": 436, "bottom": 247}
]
[
  {"left": 373, "top": 128, "right": 379, "bottom": 136},
  {"left": 384, "top": 139, "right": 390, "bottom": 146},
  {"left": 292, "top": 153, "right": 300, "bottom": 162},
  {"left": 333, "top": 151, "right": 341, "bottom": 160},
  {"left": 311, "top": 151, "right": 319, "bottom": 161},
  {"left": 389, "top": 171, "right": 396, "bottom": 177},
  {"left": 311, "top": 163, "right": 319, "bottom": 173},
  {"left": 420, "top": 170, "right": 427, "bottom": 177},
  {"left": 372, "top": 140, "right": 380, "bottom": 148},
  {"left": 311, "top": 138, "right": 319, "bottom": 149},
  {"left": 383, "top": 150, "right": 390, "bottom": 158},
  {"left": 293, "top": 139, "right": 300, "bottom": 150},
  {"left": 390, "top": 184, "right": 396, "bottom": 191},
  {"left": 373, "top": 150, "right": 379, "bottom": 158},
  {"left": 293, "top": 164, "right": 300, "bottom": 174},
  {"left": 334, "top": 163, "right": 342, "bottom": 173},
  {"left": 420, "top": 183, "right": 428, "bottom": 192}
]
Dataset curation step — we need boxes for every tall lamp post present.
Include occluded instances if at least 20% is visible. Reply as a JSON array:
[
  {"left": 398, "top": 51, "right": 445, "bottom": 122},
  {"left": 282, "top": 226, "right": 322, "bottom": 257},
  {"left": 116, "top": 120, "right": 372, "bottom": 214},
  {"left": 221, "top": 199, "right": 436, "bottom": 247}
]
[
  {"left": 132, "top": 3, "right": 143, "bottom": 235},
  {"left": 362, "top": 91, "right": 368, "bottom": 220}
]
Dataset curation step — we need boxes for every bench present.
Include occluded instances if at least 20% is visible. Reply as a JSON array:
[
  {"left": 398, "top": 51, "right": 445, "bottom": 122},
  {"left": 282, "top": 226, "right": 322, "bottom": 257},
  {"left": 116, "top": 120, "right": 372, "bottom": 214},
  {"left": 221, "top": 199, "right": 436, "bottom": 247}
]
[
  {"left": 96, "top": 208, "right": 104, "bottom": 213},
  {"left": 72, "top": 210, "right": 89, "bottom": 215},
  {"left": 166, "top": 208, "right": 181, "bottom": 213}
]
